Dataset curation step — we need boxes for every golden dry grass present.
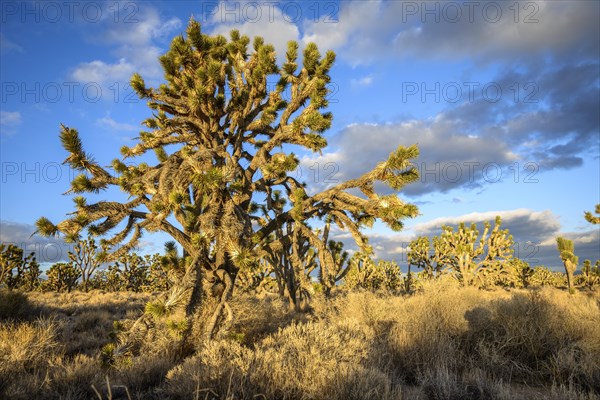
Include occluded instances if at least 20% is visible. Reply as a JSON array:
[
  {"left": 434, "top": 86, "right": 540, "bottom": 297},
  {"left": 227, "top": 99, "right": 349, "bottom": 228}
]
[{"left": 1, "top": 283, "right": 599, "bottom": 399}]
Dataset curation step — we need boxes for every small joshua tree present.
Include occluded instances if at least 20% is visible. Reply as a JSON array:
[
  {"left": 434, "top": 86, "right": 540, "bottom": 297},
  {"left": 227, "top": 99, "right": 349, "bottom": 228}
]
[
  {"left": 344, "top": 253, "right": 402, "bottom": 292},
  {"left": 508, "top": 258, "right": 534, "bottom": 288},
  {"left": 580, "top": 259, "right": 599, "bottom": 290},
  {"left": 556, "top": 237, "right": 578, "bottom": 294},
  {"left": 68, "top": 236, "right": 102, "bottom": 292},
  {"left": 407, "top": 236, "right": 446, "bottom": 279},
  {"left": 530, "top": 265, "right": 564, "bottom": 287},
  {"left": 20, "top": 257, "right": 41, "bottom": 291},
  {"left": 112, "top": 253, "right": 150, "bottom": 292},
  {"left": 0, "top": 244, "right": 37, "bottom": 290},
  {"left": 45, "top": 262, "right": 81, "bottom": 292},
  {"left": 433, "top": 217, "right": 514, "bottom": 287}
]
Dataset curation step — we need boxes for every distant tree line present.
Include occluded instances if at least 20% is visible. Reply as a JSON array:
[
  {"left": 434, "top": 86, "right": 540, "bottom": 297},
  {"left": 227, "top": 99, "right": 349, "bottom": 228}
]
[
  {"left": 3, "top": 215, "right": 598, "bottom": 294},
  {"left": 0, "top": 238, "right": 179, "bottom": 293}
]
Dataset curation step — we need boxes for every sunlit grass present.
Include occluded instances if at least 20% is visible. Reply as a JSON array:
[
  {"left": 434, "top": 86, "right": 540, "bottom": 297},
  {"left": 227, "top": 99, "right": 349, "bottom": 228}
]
[{"left": 1, "top": 284, "right": 599, "bottom": 399}]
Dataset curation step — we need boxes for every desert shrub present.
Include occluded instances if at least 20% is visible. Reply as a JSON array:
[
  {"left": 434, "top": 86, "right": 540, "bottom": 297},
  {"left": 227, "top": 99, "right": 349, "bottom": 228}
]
[
  {"left": 0, "top": 318, "right": 63, "bottom": 398},
  {"left": 530, "top": 266, "right": 566, "bottom": 287},
  {"left": 0, "top": 317, "right": 62, "bottom": 372},
  {"left": 419, "top": 367, "right": 511, "bottom": 400},
  {"left": 226, "top": 293, "right": 301, "bottom": 346},
  {"left": 1, "top": 282, "right": 598, "bottom": 399},
  {"left": 164, "top": 318, "right": 394, "bottom": 400},
  {"left": 45, "top": 354, "right": 103, "bottom": 400},
  {"left": 111, "top": 354, "right": 175, "bottom": 397},
  {"left": 463, "top": 289, "right": 600, "bottom": 392},
  {"left": 0, "top": 290, "right": 34, "bottom": 320}
]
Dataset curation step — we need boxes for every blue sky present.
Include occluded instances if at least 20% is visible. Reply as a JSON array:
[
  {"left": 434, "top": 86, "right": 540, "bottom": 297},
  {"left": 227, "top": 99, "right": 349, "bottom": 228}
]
[{"left": 1, "top": 0, "right": 598, "bottom": 270}]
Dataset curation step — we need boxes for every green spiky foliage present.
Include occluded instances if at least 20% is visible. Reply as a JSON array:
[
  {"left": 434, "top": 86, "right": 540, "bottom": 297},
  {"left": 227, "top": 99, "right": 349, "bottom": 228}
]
[
  {"left": 34, "top": 19, "right": 419, "bottom": 342},
  {"left": 343, "top": 253, "right": 402, "bottom": 292},
  {"left": 0, "top": 244, "right": 37, "bottom": 290},
  {"left": 159, "top": 241, "right": 188, "bottom": 283},
  {"left": 89, "top": 264, "right": 122, "bottom": 292},
  {"left": 584, "top": 204, "right": 600, "bottom": 224},
  {"left": 432, "top": 217, "right": 514, "bottom": 287},
  {"left": 505, "top": 258, "right": 534, "bottom": 288},
  {"left": 529, "top": 265, "right": 566, "bottom": 287},
  {"left": 111, "top": 253, "right": 150, "bottom": 292},
  {"left": 143, "top": 253, "right": 170, "bottom": 292},
  {"left": 556, "top": 237, "right": 579, "bottom": 294},
  {"left": 580, "top": 260, "right": 600, "bottom": 289},
  {"left": 44, "top": 262, "right": 81, "bottom": 292},
  {"left": 407, "top": 236, "right": 447, "bottom": 279},
  {"left": 67, "top": 236, "right": 102, "bottom": 292},
  {"left": 20, "top": 257, "right": 41, "bottom": 291}
]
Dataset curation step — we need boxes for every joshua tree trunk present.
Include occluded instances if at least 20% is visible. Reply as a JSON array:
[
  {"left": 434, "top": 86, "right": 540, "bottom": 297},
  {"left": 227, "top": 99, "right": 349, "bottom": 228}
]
[{"left": 564, "top": 259, "right": 577, "bottom": 293}]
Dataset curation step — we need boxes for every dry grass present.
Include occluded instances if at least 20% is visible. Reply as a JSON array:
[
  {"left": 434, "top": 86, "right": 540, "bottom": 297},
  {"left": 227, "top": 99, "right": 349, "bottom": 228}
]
[{"left": 1, "top": 283, "right": 599, "bottom": 399}]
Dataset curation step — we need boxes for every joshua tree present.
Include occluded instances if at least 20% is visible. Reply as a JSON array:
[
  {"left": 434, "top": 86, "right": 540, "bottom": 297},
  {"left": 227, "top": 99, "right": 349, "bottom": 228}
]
[
  {"left": 35, "top": 20, "right": 419, "bottom": 343},
  {"left": 0, "top": 244, "right": 36, "bottom": 290},
  {"left": 255, "top": 190, "right": 319, "bottom": 309},
  {"left": 317, "top": 218, "right": 352, "bottom": 296},
  {"left": 556, "top": 237, "right": 578, "bottom": 293},
  {"left": 584, "top": 204, "right": 600, "bottom": 224},
  {"left": 432, "top": 217, "right": 514, "bottom": 287},
  {"left": 144, "top": 253, "right": 170, "bottom": 292},
  {"left": 20, "top": 257, "right": 41, "bottom": 291},
  {"left": 343, "top": 253, "right": 402, "bottom": 292},
  {"left": 67, "top": 236, "right": 102, "bottom": 292},
  {"left": 530, "top": 265, "right": 564, "bottom": 287},
  {"left": 261, "top": 220, "right": 318, "bottom": 309},
  {"left": 407, "top": 236, "right": 446, "bottom": 279},
  {"left": 407, "top": 217, "right": 514, "bottom": 287},
  {"left": 111, "top": 253, "right": 150, "bottom": 292},
  {"left": 45, "top": 262, "right": 81, "bottom": 292},
  {"left": 507, "top": 258, "right": 534, "bottom": 288},
  {"left": 581, "top": 260, "right": 599, "bottom": 289}
]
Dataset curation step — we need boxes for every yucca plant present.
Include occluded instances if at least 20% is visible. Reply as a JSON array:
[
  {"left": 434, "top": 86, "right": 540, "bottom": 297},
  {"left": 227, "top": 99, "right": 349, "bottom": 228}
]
[
  {"left": 556, "top": 237, "right": 578, "bottom": 294},
  {"left": 581, "top": 259, "right": 600, "bottom": 289},
  {"left": 44, "top": 262, "right": 80, "bottom": 292},
  {"left": 408, "top": 222, "right": 517, "bottom": 287},
  {"left": 34, "top": 19, "right": 420, "bottom": 344},
  {"left": 584, "top": 204, "right": 600, "bottom": 225}
]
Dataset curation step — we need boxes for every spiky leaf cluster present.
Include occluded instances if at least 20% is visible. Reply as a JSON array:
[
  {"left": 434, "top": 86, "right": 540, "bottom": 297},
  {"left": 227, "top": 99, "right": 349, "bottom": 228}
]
[
  {"left": 34, "top": 20, "right": 421, "bottom": 340},
  {"left": 424, "top": 216, "right": 514, "bottom": 287}
]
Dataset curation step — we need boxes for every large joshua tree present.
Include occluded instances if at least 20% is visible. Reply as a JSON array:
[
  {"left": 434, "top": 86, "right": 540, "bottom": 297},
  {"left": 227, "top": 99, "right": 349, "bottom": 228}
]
[{"left": 35, "top": 20, "right": 419, "bottom": 342}]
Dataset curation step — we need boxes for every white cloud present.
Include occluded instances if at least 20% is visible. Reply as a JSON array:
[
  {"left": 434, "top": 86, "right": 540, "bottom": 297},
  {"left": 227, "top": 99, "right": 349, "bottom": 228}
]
[
  {"left": 412, "top": 209, "right": 560, "bottom": 240},
  {"left": 0, "top": 220, "right": 72, "bottom": 263},
  {"left": 333, "top": 208, "right": 599, "bottom": 269},
  {"left": 207, "top": 1, "right": 300, "bottom": 63},
  {"left": 0, "top": 111, "right": 22, "bottom": 126},
  {"left": 301, "top": 119, "right": 518, "bottom": 196},
  {"left": 71, "top": 59, "right": 135, "bottom": 85},
  {"left": 0, "top": 111, "right": 22, "bottom": 135},
  {"left": 302, "top": 0, "right": 382, "bottom": 62},
  {"left": 302, "top": 0, "right": 599, "bottom": 66},
  {"left": 0, "top": 33, "right": 23, "bottom": 54},
  {"left": 96, "top": 116, "right": 138, "bottom": 132},
  {"left": 70, "top": 6, "right": 182, "bottom": 84},
  {"left": 351, "top": 75, "right": 374, "bottom": 87}
]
